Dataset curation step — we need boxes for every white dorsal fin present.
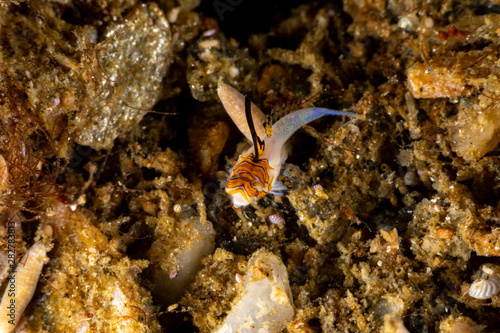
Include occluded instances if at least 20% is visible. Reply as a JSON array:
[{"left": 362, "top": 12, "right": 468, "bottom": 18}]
[{"left": 217, "top": 82, "right": 267, "bottom": 141}]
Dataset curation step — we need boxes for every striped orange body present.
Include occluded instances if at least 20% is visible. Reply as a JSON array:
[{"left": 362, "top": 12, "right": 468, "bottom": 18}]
[
  {"left": 226, "top": 153, "right": 274, "bottom": 204},
  {"left": 218, "top": 82, "right": 362, "bottom": 209}
]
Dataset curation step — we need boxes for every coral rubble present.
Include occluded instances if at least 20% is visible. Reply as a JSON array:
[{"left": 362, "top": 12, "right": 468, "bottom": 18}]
[{"left": 1, "top": 0, "right": 500, "bottom": 332}]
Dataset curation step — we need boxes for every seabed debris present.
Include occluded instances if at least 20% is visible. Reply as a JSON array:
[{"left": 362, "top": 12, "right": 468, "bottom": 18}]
[{"left": 0, "top": 0, "right": 499, "bottom": 332}]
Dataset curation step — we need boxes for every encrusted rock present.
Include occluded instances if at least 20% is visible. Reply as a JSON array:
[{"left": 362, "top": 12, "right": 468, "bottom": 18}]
[{"left": 70, "top": 3, "right": 173, "bottom": 150}]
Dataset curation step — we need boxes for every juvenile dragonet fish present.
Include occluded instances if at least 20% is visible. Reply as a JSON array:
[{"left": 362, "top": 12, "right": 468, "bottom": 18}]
[{"left": 218, "top": 82, "right": 363, "bottom": 209}]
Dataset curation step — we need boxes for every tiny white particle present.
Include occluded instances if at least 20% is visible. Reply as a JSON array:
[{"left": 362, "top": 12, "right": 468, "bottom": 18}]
[
  {"left": 199, "top": 39, "right": 220, "bottom": 49},
  {"left": 230, "top": 66, "right": 240, "bottom": 77},
  {"left": 203, "top": 29, "right": 216, "bottom": 37}
]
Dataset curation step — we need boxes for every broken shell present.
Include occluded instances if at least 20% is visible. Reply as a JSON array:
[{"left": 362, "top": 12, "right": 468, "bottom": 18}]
[
  {"left": 0, "top": 242, "right": 51, "bottom": 332},
  {"left": 468, "top": 275, "right": 500, "bottom": 299}
]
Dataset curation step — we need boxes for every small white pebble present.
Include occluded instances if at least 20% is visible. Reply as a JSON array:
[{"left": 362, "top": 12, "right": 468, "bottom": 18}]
[
  {"left": 269, "top": 214, "right": 284, "bottom": 225},
  {"left": 423, "top": 17, "right": 434, "bottom": 28},
  {"left": 42, "top": 224, "right": 53, "bottom": 238},
  {"left": 203, "top": 29, "right": 216, "bottom": 37},
  {"left": 167, "top": 7, "right": 181, "bottom": 23},
  {"left": 229, "top": 66, "right": 240, "bottom": 77},
  {"left": 53, "top": 97, "right": 61, "bottom": 106},
  {"left": 167, "top": 303, "right": 179, "bottom": 312},
  {"left": 398, "top": 17, "right": 413, "bottom": 31},
  {"left": 235, "top": 273, "right": 243, "bottom": 283},
  {"left": 403, "top": 171, "right": 418, "bottom": 186},
  {"left": 199, "top": 39, "right": 220, "bottom": 49},
  {"left": 173, "top": 204, "right": 182, "bottom": 214}
]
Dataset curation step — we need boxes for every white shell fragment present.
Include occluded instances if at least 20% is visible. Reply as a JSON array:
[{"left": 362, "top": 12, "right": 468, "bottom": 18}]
[
  {"left": 468, "top": 275, "right": 500, "bottom": 299},
  {"left": 468, "top": 264, "right": 500, "bottom": 300},
  {"left": 0, "top": 242, "right": 50, "bottom": 332},
  {"left": 215, "top": 248, "right": 294, "bottom": 333}
]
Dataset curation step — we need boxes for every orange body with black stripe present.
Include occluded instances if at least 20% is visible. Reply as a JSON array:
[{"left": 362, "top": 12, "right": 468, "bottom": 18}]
[
  {"left": 218, "top": 83, "right": 363, "bottom": 209},
  {"left": 226, "top": 153, "right": 275, "bottom": 203}
]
